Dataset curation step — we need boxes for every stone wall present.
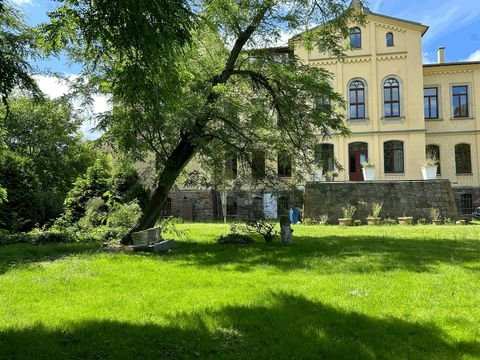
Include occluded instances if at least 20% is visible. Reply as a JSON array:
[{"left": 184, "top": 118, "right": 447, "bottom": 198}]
[
  {"left": 167, "top": 190, "right": 217, "bottom": 221},
  {"left": 304, "top": 180, "right": 459, "bottom": 223}
]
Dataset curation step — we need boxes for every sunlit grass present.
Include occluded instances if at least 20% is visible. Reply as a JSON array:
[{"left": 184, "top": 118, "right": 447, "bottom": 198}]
[{"left": 1, "top": 224, "right": 479, "bottom": 359}]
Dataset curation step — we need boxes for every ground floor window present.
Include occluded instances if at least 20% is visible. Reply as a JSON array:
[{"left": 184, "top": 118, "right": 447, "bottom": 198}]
[
  {"left": 460, "top": 193, "right": 473, "bottom": 215},
  {"left": 384, "top": 141, "right": 404, "bottom": 173},
  {"left": 315, "top": 143, "right": 334, "bottom": 172},
  {"left": 455, "top": 144, "right": 472, "bottom": 174}
]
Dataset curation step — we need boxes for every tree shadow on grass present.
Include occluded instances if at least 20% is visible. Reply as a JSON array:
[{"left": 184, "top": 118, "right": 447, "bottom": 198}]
[
  {"left": 0, "top": 243, "right": 98, "bottom": 275},
  {"left": 160, "top": 233, "right": 480, "bottom": 273},
  {"left": 1, "top": 292, "right": 478, "bottom": 359}
]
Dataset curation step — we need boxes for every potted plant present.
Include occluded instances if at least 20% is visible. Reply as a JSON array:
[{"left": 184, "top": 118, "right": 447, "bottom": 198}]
[
  {"left": 430, "top": 207, "right": 443, "bottom": 225},
  {"left": 339, "top": 204, "right": 356, "bottom": 226},
  {"left": 421, "top": 154, "right": 439, "bottom": 180},
  {"left": 362, "top": 160, "right": 376, "bottom": 181},
  {"left": 366, "top": 202, "right": 382, "bottom": 225},
  {"left": 325, "top": 170, "right": 339, "bottom": 182},
  {"left": 397, "top": 213, "right": 413, "bottom": 225}
]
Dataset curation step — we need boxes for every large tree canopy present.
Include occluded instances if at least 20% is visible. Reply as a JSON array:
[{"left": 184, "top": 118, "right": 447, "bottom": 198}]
[
  {"left": 0, "top": 1, "right": 42, "bottom": 109},
  {"left": 41, "top": 0, "right": 364, "bottom": 242}
]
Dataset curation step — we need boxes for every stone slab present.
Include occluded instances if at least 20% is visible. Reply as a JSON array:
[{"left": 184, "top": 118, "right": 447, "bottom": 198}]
[{"left": 131, "top": 227, "right": 162, "bottom": 245}]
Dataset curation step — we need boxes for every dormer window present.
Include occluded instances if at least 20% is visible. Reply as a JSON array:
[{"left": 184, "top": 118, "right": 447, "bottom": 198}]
[
  {"left": 386, "top": 32, "right": 394, "bottom": 47},
  {"left": 350, "top": 27, "right": 361, "bottom": 49}
]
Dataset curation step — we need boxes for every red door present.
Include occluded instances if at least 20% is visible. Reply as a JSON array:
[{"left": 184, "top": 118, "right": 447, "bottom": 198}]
[{"left": 349, "top": 142, "right": 368, "bottom": 181}]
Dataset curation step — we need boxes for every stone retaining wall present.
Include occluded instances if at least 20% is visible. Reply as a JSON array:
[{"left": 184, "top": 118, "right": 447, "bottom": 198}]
[{"left": 304, "top": 180, "right": 459, "bottom": 223}]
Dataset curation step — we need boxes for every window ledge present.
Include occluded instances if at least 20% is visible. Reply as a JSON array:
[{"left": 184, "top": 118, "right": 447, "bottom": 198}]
[
  {"left": 384, "top": 173, "right": 405, "bottom": 176},
  {"left": 450, "top": 117, "right": 474, "bottom": 120},
  {"left": 381, "top": 117, "right": 405, "bottom": 124},
  {"left": 425, "top": 118, "right": 443, "bottom": 121},
  {"left": 348, "top": 118, "right": 369, "bottom": 126},
  {"left": 456, "top": 173, "right": 473, "bottom": 176}
]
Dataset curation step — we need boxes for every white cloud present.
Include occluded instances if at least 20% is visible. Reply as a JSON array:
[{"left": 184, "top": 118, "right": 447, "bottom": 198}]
[
  {"left": 33, "top": 75, "right": 110, "bottom": 140},
  {"left": 422, "top": 51, "right": 435, "bottom": 64},
  {"left": 6, "top": 0, "right": 32, "bottom": 7},
  {"left": 464, "top": 49, "right": 480, "bottom": 62}
]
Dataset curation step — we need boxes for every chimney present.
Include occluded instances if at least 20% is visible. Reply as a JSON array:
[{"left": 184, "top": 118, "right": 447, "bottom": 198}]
[{"left": 437, "top": 47, "right": 445, "bottom": 64}]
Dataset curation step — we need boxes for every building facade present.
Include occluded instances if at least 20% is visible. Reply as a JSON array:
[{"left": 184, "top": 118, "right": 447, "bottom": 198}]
[
  {"left": 291, "top": 2, "right": 480, "bottom": 216},
  {"left": 163, "top": 1, "right": 480, "bottom": 220}
]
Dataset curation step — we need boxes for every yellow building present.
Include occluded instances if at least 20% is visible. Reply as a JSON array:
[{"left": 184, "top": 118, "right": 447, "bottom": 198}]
[
  {"left": 166, "top": 1, "right": 480, "bottom": 220},
  {"left": 291, "top": 1, "right": 480, "bottom": 215}
]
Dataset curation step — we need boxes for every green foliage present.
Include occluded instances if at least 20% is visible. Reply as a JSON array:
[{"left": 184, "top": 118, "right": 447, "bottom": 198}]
[
  {"left": 61, "top": 154, "right": 113, "bottom": 224},
  {"left": 0, "top": 150, "right": 40, "bottom": 232},
  {"left": 341, "top": 204, "right": 356, "bottom": 219},
  {"left": 40, "top": 1, "right": 364, "bottom": 234},
  {"left": 0, "top": 186, "right": 6, "bottom": 204},
  {"left": 156, "top": 216, "right": 189, "bottom": 239},
  {"left": 0, "top": 97, "right": 97, "bottom": 229},
  {"left": 0, "top": 3, "right": 42, "bottom": 109},
  {"left": 111, "top": 159, "right": 149, "bottom": 209},
  {"left": 106, "top": 201, "right": 142, "bottom": 230},
  {"left": 1, "top": 97, "right": 93, "bottom": 192}
]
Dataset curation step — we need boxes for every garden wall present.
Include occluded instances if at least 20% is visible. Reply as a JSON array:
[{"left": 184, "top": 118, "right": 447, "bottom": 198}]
[{"left": 304, "top": 180, "right": 459, "bottom": 223}]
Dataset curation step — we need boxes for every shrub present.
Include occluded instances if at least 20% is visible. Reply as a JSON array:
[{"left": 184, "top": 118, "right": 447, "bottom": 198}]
[
  {"left": 61, "top": 155, "right": 112, "bottom": 225},
  {"left": 0, "top": 151, "right": 41, "bottom": 232},
  {"left": 429, "top": 208, "right": 441, "bottom": 221},
  {"left": 243, "top": 218, "right": 278, "bottom": 243},
  {"left": 341, "top": 205, "right": 356, "bottom": 219},
  {"left": 369, "top": 202, "right": 383, "bottom": 218}
]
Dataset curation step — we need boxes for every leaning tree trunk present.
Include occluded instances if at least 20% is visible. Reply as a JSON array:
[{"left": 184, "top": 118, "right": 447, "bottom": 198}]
[
  {"left": 122, "top": 135, "right": 197, "bottom": 244},
  {"left": 121, "top": 5, "right": 270, "bottom": 244}
]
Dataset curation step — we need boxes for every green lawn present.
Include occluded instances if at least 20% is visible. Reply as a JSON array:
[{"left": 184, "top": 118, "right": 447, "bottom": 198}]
[{"left": 1, "top": 224, "right": 480, "bottom": 359}]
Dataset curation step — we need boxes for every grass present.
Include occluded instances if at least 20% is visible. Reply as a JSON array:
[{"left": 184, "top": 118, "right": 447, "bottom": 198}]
[{"left": 1, "top": 224, "right": 480, "bottom": 359}]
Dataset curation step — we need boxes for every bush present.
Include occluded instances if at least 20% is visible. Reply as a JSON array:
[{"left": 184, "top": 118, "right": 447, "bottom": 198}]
[
  {"left": 243, "top": 218, "right": 278, "bottom": 243},
  {"left": 0, "top": 151, "right": 41, "bottom": 232},
  {"left": 61, "top": 155, "right": 113, "bottom": 225}
]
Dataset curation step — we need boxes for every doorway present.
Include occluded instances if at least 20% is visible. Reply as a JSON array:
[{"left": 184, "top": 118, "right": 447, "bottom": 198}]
[{"left": 349, "top": 142, "right": 368, "bottom": 181}]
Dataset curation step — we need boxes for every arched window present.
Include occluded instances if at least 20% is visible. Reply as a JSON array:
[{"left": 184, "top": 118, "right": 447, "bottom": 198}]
[
  {"left": 383, "top": 78, "right": 400, "bottom": 117},
  {"left": 350, "top": 27, "right": 361, "bottom": 49},
  {"left": 455, "top": 144, "right": 472, "bottom": 174},
  {"left": 384, "top": 141, "right": 404, "bottom": 173},
  {"left": 386, "top": 32, "right": 394, "bottom": 47},
  {"left": 349, "top": 80, "right": 366, "bottom": 119},
  {"left": 315, "top": 143, "right": 334, "bottom": 172},
  {"left": 426, "top": 144, "right": 441, "bottom": 175}
]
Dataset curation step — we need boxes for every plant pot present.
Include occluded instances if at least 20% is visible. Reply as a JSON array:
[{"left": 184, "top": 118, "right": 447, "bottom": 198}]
[
  {"left": 421, "top": 165, "right": 438, "bottom": 180},
  {"left": 397, "top": 217, "right": 413, "bottom": 225},
  {"left": 432, "top": 219, "right": 443, "bottom": 225},
  {"left": 325, "top": 175, "right": 333, "bottom": 182},
  {"left": 366, "top": 217, "right": 381, "bottom": 225},
  {"left": 362, "top": 166, "right": 376, "bottom": 181},
  {"left": 338, "top": 218, "right": 353, "bottom": 226}
]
